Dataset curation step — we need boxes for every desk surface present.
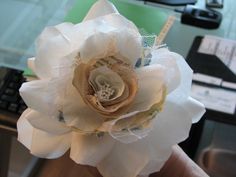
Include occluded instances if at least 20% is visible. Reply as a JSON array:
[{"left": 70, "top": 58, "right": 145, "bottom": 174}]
[
  {"left": 0, "top": 0, "right": 235, "bottom": 70},
  {"left": 0, "top": 0, "right": 75, "bottom": 70},
  {"left": 165, "top": 0, "right": 236, "bottom": 57}
]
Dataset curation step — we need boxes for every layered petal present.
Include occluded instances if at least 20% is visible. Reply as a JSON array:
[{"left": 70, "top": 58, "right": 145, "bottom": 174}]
[
  {"left": 96, "top": 51, "right": 205, "bottom": 176},
  {"left": 83, "top": 0, "right": 118, "bottom": 21},
  {"left": 139, "top": 98, "right": 205, "bottom": 175},
  {"left": 96, "top": 64, "right": 167, "bottom": 143},
  {"left": 127, "top": 64, "right": 166, "bottom": 114},
  {"left": 19, "top": 76, "right": 68, "bottom": 116},
  {"left": 70, "top": 132, "right": 115, "bottom": 166},
  {"left": 62, "top": 83, "right": 105, "bottom": 132},
  {"left": 152, "top": 48, "right": 192, "bottom": 98},
  {"left": 17, "top": 109, "right": 33, "bottom": 149},
  {"left": 35, "top": 22, "right": 74, "bottom": 78},
  {"left": 23, "top": 108, "right": 71, "bottom": 135},
  {"left": 20, "top": 79, "right": 56, "bottom": 115},
  {"left": 17, "top": 110, "right": 71, "bottom": 158},
  {"left": 151, "top": 49, "right": 205, "bottom": 121},
  {"left": 97, "top": 96, "right": 193, "bottom": 177},
  {"left": 34, "top": 13, "right": 139, "bottom": 79},
  {"left": 150, "top": 48, "right": 181, "bottom": 94},
  {"left": 79, "top": 29, "right": 141, "bottom": 66},
  {"left": 185, "top": 97, "right": 205, "bottom": 123},
  {"left": 97, "top": 140, "right": 149, "bottom": 177}
]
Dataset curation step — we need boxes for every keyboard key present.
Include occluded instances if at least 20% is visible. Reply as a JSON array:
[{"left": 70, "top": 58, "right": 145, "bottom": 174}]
[
  {"left": 5, "top": 88, "right": 15, "bottom": 95},
  {"left": 8, "top": 103, "right": 18, "bottom": 112},
  {"left": 8, "top": 82, "right": 19, "bottom": 89},
  {"left": 0, "top": 100, "right": 8, "bottom": 109},
  {"left": 0, "top": 80, "right": 5, "bottom": 88},
  {"left": 18, "top": 105, "right": 27, "bottom": 114},
  {"left": 19, "top": 99, "right": 25, "bottom": 105},
  {"left": 1, "top": 94, "right": 18, "bottom": 103},
  {"left": 11, "top": 76, "right": 20, "bottom": 82}
]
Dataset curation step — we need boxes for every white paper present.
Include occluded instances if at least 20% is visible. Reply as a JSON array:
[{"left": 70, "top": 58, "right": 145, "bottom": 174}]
[
  {"left": 191, "top": 84, "right": 236, "bottom": 114},
  {"left": 198, "top": 35, "right": 236, "bottom": 74},
  {"left": 193, "top": 73, "right": 222, "bottom": 86},
  {"left": 222, "top": 81, "right": 236, "bottom": 90},
  {"left": 198, "top": 35, "right": 219, "bottom": 55},
  {"left": 230, "top": 48, "right": 236, "bottom": 74}
]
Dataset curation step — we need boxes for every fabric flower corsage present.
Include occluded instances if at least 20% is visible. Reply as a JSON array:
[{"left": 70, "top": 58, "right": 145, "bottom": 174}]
[{"left": 17, "top": 1, "right": 205, "bottom": 177}]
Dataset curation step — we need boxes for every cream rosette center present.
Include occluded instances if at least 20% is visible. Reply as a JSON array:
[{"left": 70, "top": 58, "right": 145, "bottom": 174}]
[
  {"left": 73, "top": 56, "right": 138, "bottom": 118},
  {"left": 89, "top": 66, "right": 124, "bottom": 103}
]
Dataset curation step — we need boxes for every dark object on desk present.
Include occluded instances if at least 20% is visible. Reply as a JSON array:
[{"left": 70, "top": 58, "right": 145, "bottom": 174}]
[
  {"left": 180, "top": 5, "right": 222, "bottom": 29},
  {"left": 145, "top": 0, "right": 197, "bottom": 6},
  {"left": 0, "top": 67, "right": 27, "bottom": 129},
  {"left": 206, "top": 0, "right": 224, "bottom": 8},
  {"left": 186, "top": 36, "right": 236, "bottom": 125},
  {"left": 180, "top": 36, "right": 236, "bottom": 159}
]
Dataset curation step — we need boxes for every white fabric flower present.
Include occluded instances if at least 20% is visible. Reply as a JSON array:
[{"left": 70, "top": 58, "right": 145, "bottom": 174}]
[{"left": 17, "top": 1, "right": 205, "bottom": 177}]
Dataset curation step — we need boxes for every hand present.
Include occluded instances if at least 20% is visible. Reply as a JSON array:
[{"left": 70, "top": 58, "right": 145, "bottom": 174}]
[{"left": 150, "top": 145, "right": 209, "bottom": 177}]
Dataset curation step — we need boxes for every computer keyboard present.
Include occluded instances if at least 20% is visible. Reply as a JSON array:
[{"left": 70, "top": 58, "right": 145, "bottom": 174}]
[{"left": 0, "top": 67, "right": 27, "bottom": 128}]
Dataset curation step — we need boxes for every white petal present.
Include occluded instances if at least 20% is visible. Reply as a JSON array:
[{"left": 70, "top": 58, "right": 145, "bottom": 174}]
[
  {"left": 116, "top": 30, "right": 142, "bottom": 66},
  {"left": 72, "top": 14, "right": 139, "bottom": 50},
  {"left": 80, "top": 29, "right": 141, "bottom": 66},
  {"left": 109, "top": 126, "right": 151, "bottom": 144},
  {"left": 79, "top": 32, "right": 117, "bottom": 62},
  {"left": 19, "top": 77, "right": 67, "bottom": 116},
  {"left": 62, "top": 84, "right": 104, "bottom": 132},
  {"left": 152, "top": 98, "right": 193, "bottom": 145},
  {"left": 127, "top": 64, "right": 166, "bottom": 114},
  {"left": 35, "top": 23, "right": 74, "bottom": 79},
  {"left": 100, "top": 94, "right": 202, "bottom": 177},
  {"left": 83, "top": 0, "right": 119, "bottom": 21},
  {"left": 30, "top": 132, "right": 71, "bottom": 159},
  {"left": 138, "top": 96, "right": 202, "bottom": 175},
  {"left": 17, "top": 110, "right": 71, "bottom": 158},
  {"left": 70, "top": 132, "right": 115, "bottom": 166},
  {"left": 17, "top": 109, "right": 33, "bottom": 149},
  {"left": 35, "top": 14, "right": 139, "bottom": 79},
  {"left": 24, "top": 108, "right": 71, "bottom": 135},
  {"left": 184, "top": 97, "right": 205, "bottom": 123},
  {"left": 98, "top": 93, "right": 195, "bottom": 177},
  {"left": 151, "top": 48, "right": 192, "bottom": 98},
  {"left": 150, "top": 48, "right": 181, "bottom": 93},
  {"left": 97, "top": 140, "right": 149, "bottom": 177}
]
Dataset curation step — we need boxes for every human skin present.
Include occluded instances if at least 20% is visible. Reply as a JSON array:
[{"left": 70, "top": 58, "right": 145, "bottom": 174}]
[
  {"left": 150, "top": 145, "right": 209, "bottom": 177},
  {"left": 35, "top": 145, "right": 209, "bottom": 177}
]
